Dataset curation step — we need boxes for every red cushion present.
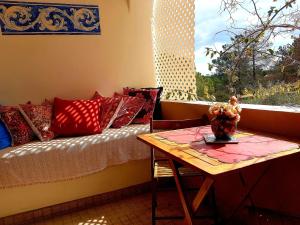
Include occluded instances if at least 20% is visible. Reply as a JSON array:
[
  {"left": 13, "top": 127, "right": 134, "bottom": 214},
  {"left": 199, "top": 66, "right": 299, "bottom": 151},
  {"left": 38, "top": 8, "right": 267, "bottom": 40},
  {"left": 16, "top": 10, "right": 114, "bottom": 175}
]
[
  {"left": 123, "top": 88, "right": 158, "bottom": 124},
  {"left": 51, "top": 98, "right": 102, "bottom": 136},
  {"left": 0, "top": 106, "right": 36, "bottom": 146},
  {"left": 111, "top": 93, "right": 145, "bottom": 128},
  {"left": 92, "top": 92, "right": 123, "bottom": 130},
  {"left": 19, "top": 103, "right": 54, "bottom": 142}
]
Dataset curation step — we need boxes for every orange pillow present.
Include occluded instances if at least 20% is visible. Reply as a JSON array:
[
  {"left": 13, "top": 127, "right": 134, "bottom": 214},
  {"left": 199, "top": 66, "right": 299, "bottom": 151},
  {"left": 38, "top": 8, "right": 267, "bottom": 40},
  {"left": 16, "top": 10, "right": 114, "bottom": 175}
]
[{"left": 51, "top": 97, "right": 102, "bottom": 136}]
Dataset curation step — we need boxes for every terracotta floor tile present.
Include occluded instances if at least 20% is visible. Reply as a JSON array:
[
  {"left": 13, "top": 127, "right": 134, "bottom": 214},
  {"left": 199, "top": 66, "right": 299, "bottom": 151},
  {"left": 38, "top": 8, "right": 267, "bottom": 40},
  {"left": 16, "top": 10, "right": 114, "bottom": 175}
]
[{"left": 27, "top": 192, "right": 300, "bottom": 225}]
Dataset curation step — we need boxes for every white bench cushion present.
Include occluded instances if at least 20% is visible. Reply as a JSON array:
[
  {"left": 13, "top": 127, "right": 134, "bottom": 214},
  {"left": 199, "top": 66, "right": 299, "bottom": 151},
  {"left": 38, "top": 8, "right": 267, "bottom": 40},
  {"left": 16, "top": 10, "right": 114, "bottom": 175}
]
[{"left": 0, "top": 124, "right": 150, "bottom": 188}]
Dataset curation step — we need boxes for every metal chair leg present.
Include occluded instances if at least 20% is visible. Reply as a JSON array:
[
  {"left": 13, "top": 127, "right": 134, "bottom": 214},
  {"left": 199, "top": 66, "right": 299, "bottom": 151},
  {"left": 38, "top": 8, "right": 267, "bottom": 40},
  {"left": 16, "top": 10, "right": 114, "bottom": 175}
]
[{"left": 152, "top": 179, "right": 157, "bottom": 225}]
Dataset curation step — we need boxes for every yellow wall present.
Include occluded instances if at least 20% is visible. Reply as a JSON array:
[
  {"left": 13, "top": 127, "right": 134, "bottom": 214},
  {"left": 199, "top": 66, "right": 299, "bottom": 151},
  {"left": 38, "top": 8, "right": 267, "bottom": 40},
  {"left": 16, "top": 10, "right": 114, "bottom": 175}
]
[
  {"left": 0, "top": 0, "right": 154, "bottom": 217},
  {"left": 0, "top": 0, "right": 155, "bottom": 105},
  {"left": 0, "top": 159, "right": 150, "bottom": 217}
]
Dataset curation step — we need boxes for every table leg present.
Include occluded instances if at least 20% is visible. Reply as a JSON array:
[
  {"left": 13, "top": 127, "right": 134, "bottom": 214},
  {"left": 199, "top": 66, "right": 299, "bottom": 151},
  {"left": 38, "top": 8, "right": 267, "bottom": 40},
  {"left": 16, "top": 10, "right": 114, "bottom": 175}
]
[
  {"left": 238, "top": 171, "right": 255, "bottom": 208},
  {"left": 192, "top": 177, "right": 214, "bottom": 213},
  {"left": 169, "top": 159, "right": 215, "bottom": 225},
  {"left": 225, "top": 162, "right": 272, "bottom": 224},
  {"left": 169, "top": 159, "right": 193, "bottom": 225}
]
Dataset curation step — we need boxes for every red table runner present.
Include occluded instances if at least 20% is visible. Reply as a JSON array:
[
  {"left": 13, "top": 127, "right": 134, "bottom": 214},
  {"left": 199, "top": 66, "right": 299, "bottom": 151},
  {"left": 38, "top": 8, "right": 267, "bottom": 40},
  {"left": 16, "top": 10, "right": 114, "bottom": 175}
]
[{"left": 156, "top": 126, "right": 299, "bottom": 163}]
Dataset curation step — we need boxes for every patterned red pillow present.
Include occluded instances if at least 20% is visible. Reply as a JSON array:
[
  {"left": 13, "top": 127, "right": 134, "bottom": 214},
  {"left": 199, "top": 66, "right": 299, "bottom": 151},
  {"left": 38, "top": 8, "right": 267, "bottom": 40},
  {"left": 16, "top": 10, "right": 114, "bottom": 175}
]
[
  {"left": 51, "top": 97, "right": 102, "bottom": 136},
  {"left": 0, "top": 106, "right": 36, "bottom": 146},
  {"left": 111, "top": 94, "right": 145, "bottom": 128},
  {"left": 92, "top": 91, "right": 103, "bottom": 100},
  {"left": 143, "top": 87, "right": 163, "bottom": 120},
  {"left": 92, "top": 92, "right": 123, "bottom": 130},
  {"left": 123, "top": 88, "right": 159, "bottom": 124},
  {"left": 18, "top": 103, "right": 54, "bottom": 141}
]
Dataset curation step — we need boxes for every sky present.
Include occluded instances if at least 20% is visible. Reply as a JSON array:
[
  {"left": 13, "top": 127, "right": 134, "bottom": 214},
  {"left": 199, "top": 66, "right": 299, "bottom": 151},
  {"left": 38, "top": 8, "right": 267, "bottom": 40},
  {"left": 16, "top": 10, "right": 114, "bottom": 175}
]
[{"left": 194, "top": 0, "right": 299, "bottom": 75}]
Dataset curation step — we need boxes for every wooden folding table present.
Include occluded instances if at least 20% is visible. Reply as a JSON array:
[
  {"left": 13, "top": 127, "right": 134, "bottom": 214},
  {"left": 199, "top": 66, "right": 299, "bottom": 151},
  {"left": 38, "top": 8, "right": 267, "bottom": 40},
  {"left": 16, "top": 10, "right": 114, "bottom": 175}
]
[{"left": 137, "top": 127, "right": 300, "bottom": 225}]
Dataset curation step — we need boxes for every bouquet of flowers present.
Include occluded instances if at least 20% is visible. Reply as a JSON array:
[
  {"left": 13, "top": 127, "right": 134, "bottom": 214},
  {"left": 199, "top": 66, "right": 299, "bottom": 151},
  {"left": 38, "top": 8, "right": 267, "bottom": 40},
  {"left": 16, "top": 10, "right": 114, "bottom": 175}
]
[{"left": 209, "top": 96, "right": 242, "bottom": 140}]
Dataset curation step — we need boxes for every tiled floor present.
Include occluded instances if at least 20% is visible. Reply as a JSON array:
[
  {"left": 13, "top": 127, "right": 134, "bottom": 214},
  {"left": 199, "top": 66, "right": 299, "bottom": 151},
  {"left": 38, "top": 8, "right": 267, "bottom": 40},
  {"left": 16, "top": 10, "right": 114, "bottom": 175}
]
[{"left": 29, "top": 191, "right": 300, "bottom": 225}]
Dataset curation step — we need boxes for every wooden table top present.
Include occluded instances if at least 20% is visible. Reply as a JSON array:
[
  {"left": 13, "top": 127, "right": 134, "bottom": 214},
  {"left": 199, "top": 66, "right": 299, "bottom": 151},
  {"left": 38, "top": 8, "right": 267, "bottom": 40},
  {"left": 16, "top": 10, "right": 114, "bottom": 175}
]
[{"left": 137, "top": 128, "right": 300, "bottom": 176}]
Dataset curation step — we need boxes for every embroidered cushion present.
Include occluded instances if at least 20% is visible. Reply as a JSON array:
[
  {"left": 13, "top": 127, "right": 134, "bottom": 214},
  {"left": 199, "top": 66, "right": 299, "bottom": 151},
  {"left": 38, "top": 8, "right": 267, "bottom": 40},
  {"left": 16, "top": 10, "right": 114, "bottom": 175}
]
[
  {"left": 51, "top": 97, "right": 102, "bottom": 136},
  {"left": 0, "top": 120, "right": 11, "bottom": 150},
  {"left": 142, "top": 87, "right": 163, "bottom": 120},
  {"left": 111, "top": 94, "right": 145, "bottom": 128},
  {"left": 123, "top": 88, "right": 159, "bottom": 124},
  {"left": 0, "top": 106, "right": 36, "bottom": 146},
  {"left": 92, "top": 92, "right": 123, "bottom": 130},
  {"left": 18, "top": 102, "right": 54, "bottom": 142}
]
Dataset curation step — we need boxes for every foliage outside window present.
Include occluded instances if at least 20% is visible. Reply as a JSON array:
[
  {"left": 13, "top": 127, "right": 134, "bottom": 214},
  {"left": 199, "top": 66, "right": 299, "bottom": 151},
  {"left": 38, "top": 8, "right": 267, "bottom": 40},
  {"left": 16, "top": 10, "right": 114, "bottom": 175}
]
[
  {"left": 166, "top": 0, "right": 300, "bottom": 107},
  {"left": 200, "top": 0, "right": 300, "bottom": 106}
]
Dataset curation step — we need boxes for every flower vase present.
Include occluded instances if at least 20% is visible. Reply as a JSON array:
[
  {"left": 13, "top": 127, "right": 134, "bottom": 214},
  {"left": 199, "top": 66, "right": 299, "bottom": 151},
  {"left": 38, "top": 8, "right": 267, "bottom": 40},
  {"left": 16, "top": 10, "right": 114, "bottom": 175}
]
[{"left": 211, "top": 115, "right": 237, "bottom": 140}]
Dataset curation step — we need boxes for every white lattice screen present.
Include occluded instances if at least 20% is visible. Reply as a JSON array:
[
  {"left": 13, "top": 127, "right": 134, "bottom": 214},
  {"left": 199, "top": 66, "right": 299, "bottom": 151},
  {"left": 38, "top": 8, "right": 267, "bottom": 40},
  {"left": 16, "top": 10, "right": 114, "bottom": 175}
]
[{"left": 152, "top": 0, "right": 196, "bottom": 100}]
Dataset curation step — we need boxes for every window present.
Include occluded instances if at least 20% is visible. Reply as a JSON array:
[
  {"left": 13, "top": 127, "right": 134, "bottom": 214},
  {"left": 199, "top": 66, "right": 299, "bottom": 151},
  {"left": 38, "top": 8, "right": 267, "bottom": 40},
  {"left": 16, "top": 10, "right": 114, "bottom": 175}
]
[{"left": 194, "top": 0, "right": 300, "bottom": 107}]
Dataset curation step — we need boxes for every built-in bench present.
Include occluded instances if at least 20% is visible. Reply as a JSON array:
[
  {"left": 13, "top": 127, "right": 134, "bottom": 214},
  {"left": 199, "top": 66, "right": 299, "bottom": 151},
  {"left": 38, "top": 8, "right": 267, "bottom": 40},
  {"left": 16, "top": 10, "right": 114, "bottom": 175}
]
[{"left": 0, "top": 124, "right": 151, "bottom": 220}]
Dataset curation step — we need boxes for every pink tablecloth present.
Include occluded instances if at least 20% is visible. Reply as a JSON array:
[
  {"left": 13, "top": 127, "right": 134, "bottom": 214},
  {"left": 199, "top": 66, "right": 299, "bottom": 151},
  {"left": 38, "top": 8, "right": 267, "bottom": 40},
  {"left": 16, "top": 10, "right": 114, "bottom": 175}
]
[{"left": 156, "top": 127, "right": 299, "bottom": 163}]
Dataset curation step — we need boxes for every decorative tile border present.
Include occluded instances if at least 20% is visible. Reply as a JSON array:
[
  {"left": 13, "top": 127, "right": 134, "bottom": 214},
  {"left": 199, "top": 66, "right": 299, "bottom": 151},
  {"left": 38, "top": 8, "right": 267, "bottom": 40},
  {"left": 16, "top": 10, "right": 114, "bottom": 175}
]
[
  {"left": 0, "top": 1, "right": 100, "bottom": 35},
  {"left": 0, "top": 182, "right": 150, "bottom": 225}
]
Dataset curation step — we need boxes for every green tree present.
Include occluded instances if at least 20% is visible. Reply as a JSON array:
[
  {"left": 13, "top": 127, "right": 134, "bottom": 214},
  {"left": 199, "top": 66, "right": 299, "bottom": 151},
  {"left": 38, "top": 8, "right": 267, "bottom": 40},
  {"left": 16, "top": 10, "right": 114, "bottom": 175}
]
[
  {"left": 207, "top": 0, "right": 299, "bottom": 81},
  {"left": 273, "top": 42, "right": 299, "bottom": 82},
  {"left": 196, "top": 72, "right": 228, "bottom": 101},
  {"left": 210, "top": 35, "right": 252, "bottom": 95}
]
